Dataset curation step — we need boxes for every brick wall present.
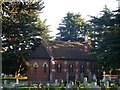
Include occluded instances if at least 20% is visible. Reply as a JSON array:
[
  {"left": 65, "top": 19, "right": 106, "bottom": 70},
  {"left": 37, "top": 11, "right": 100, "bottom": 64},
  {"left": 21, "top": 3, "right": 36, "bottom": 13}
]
[
  {"left": 27, "top": 59, "right": 96, "bottom": 81},
  {"left": 28, "top": 59, "right": 50, "bottom": 81}
]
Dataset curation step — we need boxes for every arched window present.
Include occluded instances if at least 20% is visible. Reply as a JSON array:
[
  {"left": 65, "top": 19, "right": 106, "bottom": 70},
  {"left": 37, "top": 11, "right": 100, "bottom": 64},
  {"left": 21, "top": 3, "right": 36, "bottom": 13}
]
[
  {"left": 43, "top": 62, "right": 48, "bottom": 73},
  {"left": 80, "top": 65, "right": 84, "bottom": 73},
  {"left": 56, "top": 64, "right": 62, "bottom": 73},
  {"left": 44, "top": 64, "right": 47, "bottom": 73},
  {"left": 69, "top": 64, "right": 74, "bottom": 73},
  {"left": 33, "top": 62, "right": 38, "bottom": 74}
]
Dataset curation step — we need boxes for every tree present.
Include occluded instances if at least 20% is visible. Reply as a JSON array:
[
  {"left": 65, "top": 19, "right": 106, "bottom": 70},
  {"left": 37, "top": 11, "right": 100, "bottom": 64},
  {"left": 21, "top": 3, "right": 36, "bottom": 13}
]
[
  {"left": 89, "top": 6, "right": 114, "bottom": 49},
  {"left": 2, "top": 1, "right": 50, "bottom": 75},
  {"left": 89, "top": 6, "right": 120, "bottom": 71},
  {"left": 56, "top": 12, "right": 87, "bottom": 42},
  {"left": 37, "top": 19, "right": 52, "bottom": 39}
]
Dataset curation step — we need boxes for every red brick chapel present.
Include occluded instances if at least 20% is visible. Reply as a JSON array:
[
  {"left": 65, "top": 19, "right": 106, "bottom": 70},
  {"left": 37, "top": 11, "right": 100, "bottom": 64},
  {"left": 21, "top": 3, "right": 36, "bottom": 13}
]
[{"left": 27, "top": 40, "right": 98, "bottom": 81}]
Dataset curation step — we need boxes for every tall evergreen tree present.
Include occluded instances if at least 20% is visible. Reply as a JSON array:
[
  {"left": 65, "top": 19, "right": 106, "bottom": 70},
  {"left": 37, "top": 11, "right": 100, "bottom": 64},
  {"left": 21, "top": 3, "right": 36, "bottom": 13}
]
[
  {"left": 56, "top": 12, "right": 87, "bottom": 42},
  {"left": 89, "top": 6, "right": 120, "bottom": 71},
  {"left": 2, "top": 1, "right": 50, "bottom": 74}
]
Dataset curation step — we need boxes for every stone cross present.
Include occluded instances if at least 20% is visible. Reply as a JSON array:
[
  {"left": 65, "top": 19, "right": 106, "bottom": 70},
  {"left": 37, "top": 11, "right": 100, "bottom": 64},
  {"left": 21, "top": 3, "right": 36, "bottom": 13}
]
[{"left": 102, "top": 71, "right": 106, "bottom": 82}]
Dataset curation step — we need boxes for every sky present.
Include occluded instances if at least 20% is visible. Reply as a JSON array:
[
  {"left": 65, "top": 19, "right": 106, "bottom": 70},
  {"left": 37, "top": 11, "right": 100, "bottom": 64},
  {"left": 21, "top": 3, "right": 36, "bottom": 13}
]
[{"left": 40, "top": 0, "right": 118, "bottom": 38}]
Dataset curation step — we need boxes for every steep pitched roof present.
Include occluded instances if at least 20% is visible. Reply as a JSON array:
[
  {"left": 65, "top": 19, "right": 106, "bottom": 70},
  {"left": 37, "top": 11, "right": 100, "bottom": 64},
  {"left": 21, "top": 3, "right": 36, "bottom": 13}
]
[
  {"left": 29, "top": 44, "right": 50, "bottom": 59},
  {"left": 29, "top": 40, "right": 95, "bottom": 60}
]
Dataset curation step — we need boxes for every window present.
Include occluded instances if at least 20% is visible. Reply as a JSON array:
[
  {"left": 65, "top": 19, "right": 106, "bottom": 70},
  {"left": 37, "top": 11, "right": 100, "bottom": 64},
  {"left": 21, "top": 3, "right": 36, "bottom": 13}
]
[
  {"left": 43, "top": 62, "right": 48, "bottom": 73},
  {"left": 44, "top": 64, "right": 47, "bottom": 73},
  {"left": 56, "top": 64, "right": 62, "bottom": 73},
  {"left": 90, "top": 65, "right": 95, "bottom": 73},
  {"left": 69, "top": 64, "right": 74, "bottom": 73},
  {"left": 80, "top": 65, "right": 84, "bottom": 73}
]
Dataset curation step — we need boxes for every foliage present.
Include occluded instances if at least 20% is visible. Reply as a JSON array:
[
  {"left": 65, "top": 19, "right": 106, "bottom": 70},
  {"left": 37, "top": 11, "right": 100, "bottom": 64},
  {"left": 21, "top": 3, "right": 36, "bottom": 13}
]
[
  {"left": 2, "top": 1, "right": 50, "bottom": 74},
  {"left": 89, "top": 6, "right": 120, "bottom": 71},
  {"left": 56, "top": 12, "right": 88, "bottom": 42}
]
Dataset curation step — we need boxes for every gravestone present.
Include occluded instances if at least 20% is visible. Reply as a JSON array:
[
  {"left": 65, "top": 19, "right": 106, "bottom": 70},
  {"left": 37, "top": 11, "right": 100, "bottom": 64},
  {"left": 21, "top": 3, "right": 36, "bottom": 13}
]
[
  {"left": 66, "top": 71, "right": 69, "bottom": 81},
  {"left": 93, "top": 74, "right": 97, "bottom": 81},
  {"left": 91, "top": 81, "right": 100, "bottom": 89},
  {"left": 60, "top": 79, "right": 64, "bottom": 87},
  {"left": 16, "top": 79, "right": 19, "bottom": 84},
  {"left": 88, "top": 71, "right": 92, "bottom": 82},
  {"left": 75, "top": 73, "right": 78, "bottom": 80},
  {"left": 66, "top": 83, "right": 71, "bottom": 90},
  {"left": 54, "top": 79, "right": 59, "bottom": 86},
  {"left": 55, "top": 79, "right": 58, "bottom": 83},
  {"left": 104, "top": 81, "right": 109, "bottom": 88},
  {"left": 50, "top": 72, "right": 53, "bottom": 81},
  {"left": 71, "top": 81, "right": 74, "bottom": 86},
  {"left": 61, "top": 79, "right": 64, "bottom": 83},
  {"left": 83, "top": 77, "right": 88, "bottom": 88},
  {"left": 80, "top": 72, "right": 84, "bottom": 83},
  {"left": 4, "top": 80, "right": 7, "bottom": 85},
  {"left": 72, "top": 84, "right": 79, "bottom": 90}
]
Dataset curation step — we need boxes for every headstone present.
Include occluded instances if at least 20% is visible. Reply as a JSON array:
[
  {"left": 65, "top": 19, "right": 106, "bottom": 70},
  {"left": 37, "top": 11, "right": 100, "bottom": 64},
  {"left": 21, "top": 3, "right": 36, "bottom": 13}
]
[
  {"left": 60, "top": 79, "right": 64, "bottom": 87},
  {"left": 80, "top": 72, "right": 84, "bottom": 83},
  {"left": 91, "top": 81, "right": 100, "bottom": 89},
  {"left": 55, "top": 79, "right": 58, "bottom": 84},
  {"left": 1, "top": 73, "right": 4, "bottom": 77},
  {"left": 66, "top": 83, "right": 71, "bottom": 90},
  {"left": 93, "top": 74, "right": 97, "bottom": 81},
  {"left": 61, "top": 79, "right": 64, "bottom": 83},
  {"left": 66, "top": 71, "right": 69, "bottom": 81},
  {"left": 104, "top": 81, "right": 109, "bottom": 88},
  {"left": 4, "top": 80, "right": 7, "bottom": 85},
  {"left": 88, "top": 71, "right": 92, "bottom": 82},
  {"left": 71, "top": 81, "right": 74, "bottom": 86},
  {"left": 54, "top": 79, "right": 59, "bottom": 86},
  {"left": 50, "top": 71, "right": 53, "bottom": 81},
  {"left": 83, "top": 77, "right": 88, "bottom": 88},
  {"left": 72, "top": 84, "right": 79, "bottom": 90},
  {"left": 75, "top": 73, "right": 78, "bottom": 80},
  {"left": 16, "top": 79, "right": 19, "bottom": 84},
  {"left": 0, "top": 86, "right": 3, "bottom": 89}
]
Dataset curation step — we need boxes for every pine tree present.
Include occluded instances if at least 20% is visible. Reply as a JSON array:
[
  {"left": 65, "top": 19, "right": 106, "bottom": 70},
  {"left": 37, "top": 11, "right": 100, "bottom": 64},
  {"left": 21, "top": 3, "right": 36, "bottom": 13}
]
[
  {"left": 89, "top": 6, "right": 120, "bottom": 71},
  {"left": 2, "top": 1, "right": 50, "bottom": 74},
  {"left": 57, "top": 12, "right": 87, "bottom": 42}
]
